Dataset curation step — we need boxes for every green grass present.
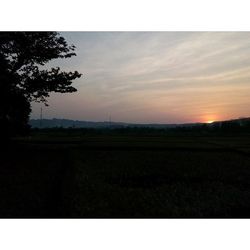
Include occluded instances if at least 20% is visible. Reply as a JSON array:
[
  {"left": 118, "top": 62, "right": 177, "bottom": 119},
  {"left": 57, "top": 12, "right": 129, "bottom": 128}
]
[{"left": 2, "top": 132, "right": 250, "bottom": 217}]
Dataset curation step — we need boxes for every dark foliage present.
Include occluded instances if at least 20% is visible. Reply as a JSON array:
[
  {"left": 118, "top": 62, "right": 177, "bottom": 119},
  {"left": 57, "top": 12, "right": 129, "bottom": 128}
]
[
  {"left": 0, "top": 32, "right": 82, "bottom": 137},
  {"left": 2, "top": 131, "right": 250, "bottom": 218}
]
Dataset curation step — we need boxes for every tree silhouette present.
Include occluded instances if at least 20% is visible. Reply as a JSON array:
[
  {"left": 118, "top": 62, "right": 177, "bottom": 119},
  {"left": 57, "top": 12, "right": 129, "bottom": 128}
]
[{"left": 0, "top": 32, "right": 82, "bottom": 138}]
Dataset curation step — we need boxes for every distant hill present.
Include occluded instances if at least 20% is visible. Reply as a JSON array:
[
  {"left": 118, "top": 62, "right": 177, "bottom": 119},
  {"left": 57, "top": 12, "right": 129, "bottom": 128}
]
[
  {"left": 29, "top": 117, "right": 250, "bottom": 129},
  {"left": 29, "top": 118, "right": 203, "bottom": 129}
]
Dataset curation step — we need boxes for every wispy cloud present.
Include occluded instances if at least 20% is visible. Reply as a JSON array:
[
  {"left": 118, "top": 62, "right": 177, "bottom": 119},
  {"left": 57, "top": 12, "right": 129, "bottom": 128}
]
[{"left": 32, "top": 32, "right": 250, "bottom": 123}]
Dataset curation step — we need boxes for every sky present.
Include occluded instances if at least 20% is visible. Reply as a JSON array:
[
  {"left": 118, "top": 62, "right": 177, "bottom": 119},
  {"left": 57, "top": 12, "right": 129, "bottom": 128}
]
[{"left": 31, "top": 32, "right": 250, "bottom": 124}]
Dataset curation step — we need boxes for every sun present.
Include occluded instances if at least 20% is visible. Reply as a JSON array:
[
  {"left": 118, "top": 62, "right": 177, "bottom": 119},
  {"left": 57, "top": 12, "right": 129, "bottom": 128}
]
[{"left": 206, "top": 120, "right": 214, "bottom": 124}]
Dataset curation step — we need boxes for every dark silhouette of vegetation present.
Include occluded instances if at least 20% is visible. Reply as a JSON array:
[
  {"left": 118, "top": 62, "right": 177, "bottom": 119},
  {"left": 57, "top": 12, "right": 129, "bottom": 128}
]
[
  {"left": 2, "top": 129, "right": 250, "bottom": 218},
  {"left": 0, "top": 32, "right": 82, "bottom": 138},
  {"left": 29, "top": 117, "right": 250, "bottom": 138}
]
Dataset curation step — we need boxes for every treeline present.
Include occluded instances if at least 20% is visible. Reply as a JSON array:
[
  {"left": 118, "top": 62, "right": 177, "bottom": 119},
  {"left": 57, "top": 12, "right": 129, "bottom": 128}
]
[{"left": 31, "top": 120, "right": 250, "bottom": 137}]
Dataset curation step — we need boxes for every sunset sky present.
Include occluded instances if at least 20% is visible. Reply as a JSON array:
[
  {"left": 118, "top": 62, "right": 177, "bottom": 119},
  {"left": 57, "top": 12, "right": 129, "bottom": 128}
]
[{"left": 31, "top": 32, "right": 250, "bottom": 124}]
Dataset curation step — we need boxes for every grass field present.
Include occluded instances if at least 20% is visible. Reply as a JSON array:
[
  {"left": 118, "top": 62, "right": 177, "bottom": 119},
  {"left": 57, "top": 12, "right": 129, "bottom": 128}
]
[{"left": 1, "top": 131, "right": 250, "bottom": 217}]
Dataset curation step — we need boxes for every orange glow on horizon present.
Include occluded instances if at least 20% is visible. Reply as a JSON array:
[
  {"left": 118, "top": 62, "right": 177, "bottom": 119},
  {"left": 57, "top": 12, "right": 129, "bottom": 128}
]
[{"left": 201, "top": 115, "right": 218, "bottom": 124}]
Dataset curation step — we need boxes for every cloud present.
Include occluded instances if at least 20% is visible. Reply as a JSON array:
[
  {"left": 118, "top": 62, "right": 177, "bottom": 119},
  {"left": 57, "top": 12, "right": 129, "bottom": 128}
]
[{"left": 31, "top": 32, "right": 250, "bottom": 123}]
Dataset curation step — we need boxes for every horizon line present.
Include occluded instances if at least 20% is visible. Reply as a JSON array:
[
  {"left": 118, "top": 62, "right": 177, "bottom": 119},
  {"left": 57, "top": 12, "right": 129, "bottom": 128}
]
[{"left": 29, "top": 116, "right": 250, "bottom": 125}]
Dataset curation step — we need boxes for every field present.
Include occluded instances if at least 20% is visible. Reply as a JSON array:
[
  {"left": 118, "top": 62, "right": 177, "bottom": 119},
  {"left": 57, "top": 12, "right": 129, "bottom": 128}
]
[{"left": 1, "top": 130, "right": 250, "bottom": 218}]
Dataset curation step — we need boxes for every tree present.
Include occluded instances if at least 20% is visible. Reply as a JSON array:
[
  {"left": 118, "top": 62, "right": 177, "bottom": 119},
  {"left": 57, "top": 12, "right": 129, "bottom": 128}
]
[{"left": 0, "top": 32, "right": 82, "bottom": 137}]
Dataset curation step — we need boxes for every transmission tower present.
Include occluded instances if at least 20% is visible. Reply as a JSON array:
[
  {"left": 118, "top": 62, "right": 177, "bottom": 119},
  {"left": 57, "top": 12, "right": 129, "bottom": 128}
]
[{"left": 40, "top": 107, "right": 43, "bottom": 128}]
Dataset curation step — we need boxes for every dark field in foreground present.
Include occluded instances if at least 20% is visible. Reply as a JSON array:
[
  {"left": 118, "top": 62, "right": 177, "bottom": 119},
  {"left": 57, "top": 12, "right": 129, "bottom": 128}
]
[{"left": 1, "top": 130, "right": 250, "bottom": 218}]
